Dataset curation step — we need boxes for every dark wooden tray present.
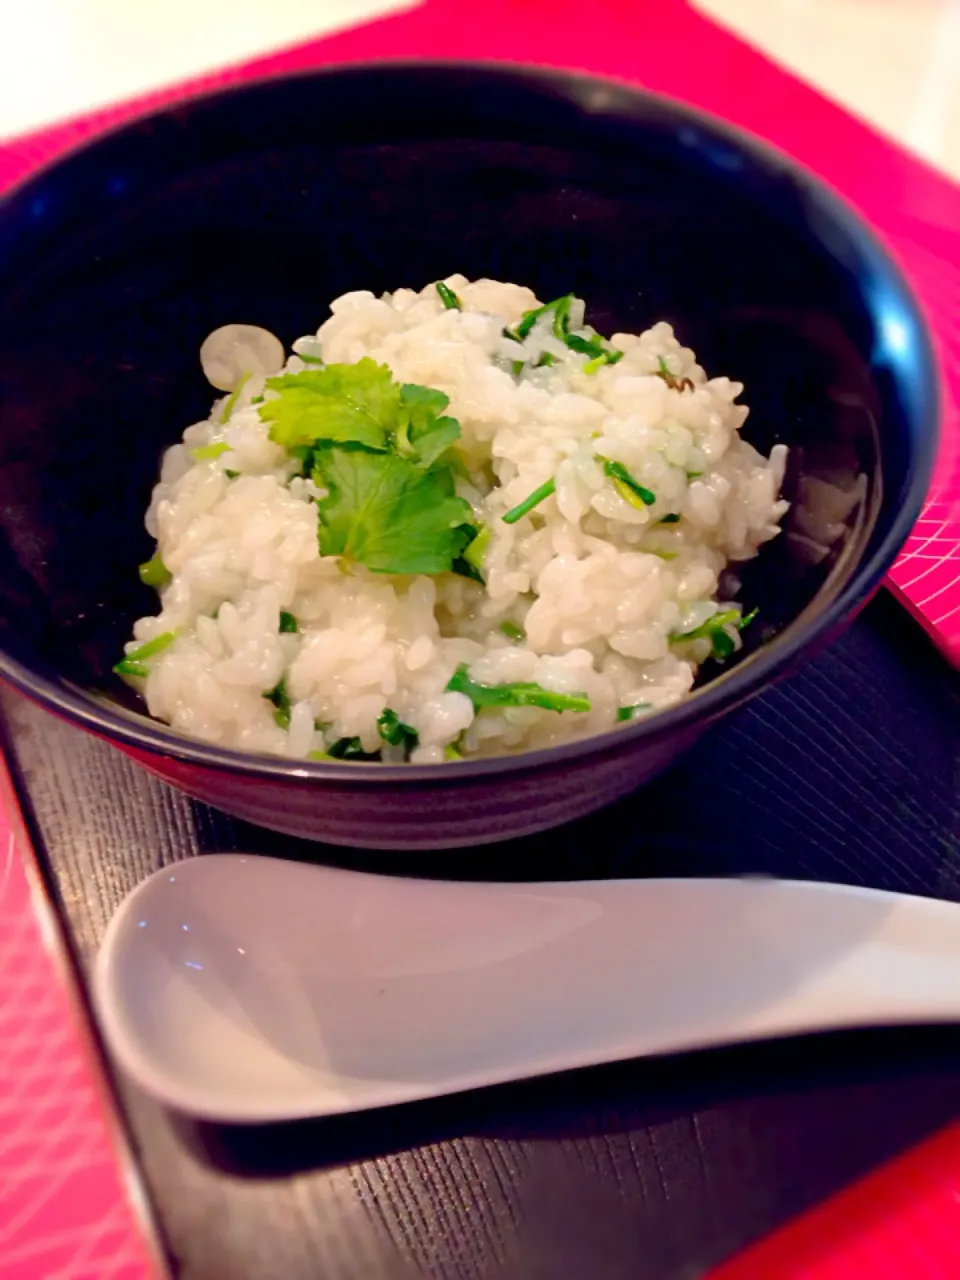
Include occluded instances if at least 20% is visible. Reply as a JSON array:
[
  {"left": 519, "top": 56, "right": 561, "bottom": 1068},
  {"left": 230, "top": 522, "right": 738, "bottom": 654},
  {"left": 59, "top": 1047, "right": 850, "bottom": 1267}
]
[{"left": 3, "top": 589, "right": 959, "bottom": 1280}]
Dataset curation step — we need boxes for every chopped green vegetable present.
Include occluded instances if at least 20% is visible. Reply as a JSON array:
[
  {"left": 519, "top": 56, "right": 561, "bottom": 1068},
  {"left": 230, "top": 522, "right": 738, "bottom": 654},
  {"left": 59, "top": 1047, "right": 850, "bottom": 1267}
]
[
  {"left": 279, "top": 611, "right": 298, "bottom": 634},
  {"left": 118, "top": 631, "right": 177, "bottom": 664},
  {"left": 224, "top": 469, "right": 240, "bottom": 480},
  {"left": 502, "top": 477, "right": 556, "bottom": 525},
  {"left": 616, "top": 703, "right": 652, "bottom": 722},
  {"left": 313, "top": 446, "right": 473, "bottom": 575},
  {"left": 115, "top": 633, "right": 176, "bottom": 679},
  {"left": 583, "top": 349, "right": 623, "bottom": 374},
  {"left": 377, "top": 708, "right": 419, "bottom": 757},
  {"left": 114, "top": 660, "right": 149, "bottom": 679},
  {"left": 565, "top": 333, "right": 623, "bottom": 369},
  {"left": 564, "top": 332, "right": 607, "bottom": 360},
  {"left": 659, "top": 513, "right": 681, "bottom": 524},
  {"left": 463, "top": 524, "right": 491, "bottom": 573},
  {"left": 670, "top": 607, "right": 755, "bottom": 662},
  {"left": 509, "top": 294, "right": 622, "bottom": 372},
  {"left": 447, "top": 664, "right": 591, "bottom": 714},
  {"left": 535, "top": 351, "right": 557, "bottom": 368},
  {"left": 436, "top": 281, "right": 463, "bottom": 310},
  {"left": 326, "top": 736, "right": 381, "bottom": 761},
  {"left": 452, "top": 553, "right": 485, "bottom": 584},
  {"left": 444, "top": 742, "right": 464, "bottom": 760},
  {"left": 220, "top": 370, "right": 252, "bottom": 424},
  {"left": 251, "top": 395, "right": 265, "bottom": 404},
  {"left": 645, "top": 548, "right": 677, "bottom": 560},
  {"left": 498, "top": 620, "right": 525, "bottom": 641},
  {"left": 190, "top": 441, "right": 231, "bottom": 461},
  {"left": 138, "top": 554, "right": 172, "bottom": 587},
  {"left": 297, "top": 353, "right": 324, "bottom": 365},
  {"left": 686, "top": 470, "right": 703, "bottom": 480},
  {"left": 307, "top": 749, "right": 336, "bottom": 760},
  {"left": 260, "top": 359, "right": 399, "bottom": 453},
  {"left": 515, "top": 294, "right": 574, "bottom": 341},
  {"left": 511, "top": 359, "right": 525, "bottom": 377},
  {"left": 598, "top": 457, "right": 656, "bottom": 508},
  {"left": 264, "top": 678, "right": 292, "bottom": 729}
]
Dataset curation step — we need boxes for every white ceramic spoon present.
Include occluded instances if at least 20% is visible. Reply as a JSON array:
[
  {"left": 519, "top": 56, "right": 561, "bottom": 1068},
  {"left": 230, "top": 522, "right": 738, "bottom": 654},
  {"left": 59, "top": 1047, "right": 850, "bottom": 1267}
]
[{"left": 92, "top": 854, "right": 960, "bottom": 1123}]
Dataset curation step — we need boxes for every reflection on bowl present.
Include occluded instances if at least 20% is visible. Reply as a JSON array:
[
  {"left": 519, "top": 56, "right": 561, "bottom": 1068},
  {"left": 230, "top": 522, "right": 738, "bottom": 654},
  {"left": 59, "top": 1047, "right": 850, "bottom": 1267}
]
[{"left": 0, "top": 64, "right": 938, "bottom": 848}]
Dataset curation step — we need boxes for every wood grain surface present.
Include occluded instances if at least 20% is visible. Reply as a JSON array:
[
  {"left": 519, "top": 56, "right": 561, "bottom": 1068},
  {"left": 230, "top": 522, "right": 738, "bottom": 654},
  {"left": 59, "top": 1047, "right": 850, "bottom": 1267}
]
[{"left": 2, "top": 590, "right": 959, "bottom": 1280}]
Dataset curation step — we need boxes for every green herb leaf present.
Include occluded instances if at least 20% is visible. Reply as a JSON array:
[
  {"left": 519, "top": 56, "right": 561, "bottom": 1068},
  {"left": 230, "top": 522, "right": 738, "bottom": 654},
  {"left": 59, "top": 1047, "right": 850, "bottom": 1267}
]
[
  {"left": 326, "top": 736, "right": 381, "bottom": 761},
  {"left": 616, "top": 702, "right": 653, "bottom": 722},
  {"left": 313, "top": 446, "right": 474, "bottom": 575},
  {"left": 191, "top": 441, "right": 231, "bottom": 461},
  {"left": 535, "top": 351, "right": 557, "bottom": 368},
  {"left": 659, "top": 513, "right": 681, "bottom": 524},
  {"left": 138, "top": 554, "right": 172, "bottom": 587},
  {"left": 224, "top": 469, "right": 240, "bottom": 480},
  {"left": 447, "top": 664, "right": 591, "bottom": 714},
  {"left": 220, "top": 370, "right": 252, "bottom": 424},
  {"left": 395, "top": 383, "right": 462, "bottom": 468},
  {"left": 598, "top": 457, "right": 656, "bottom": 508},
  {"left": 511, "top": 359, "right": 525, "bottom": 377},
  {"left": 264, "top": 678, "right": 292, "bottom": 729},
  {"left": 377, "top": 708, "right": 419, "bottom": 757},
  {"left": 279, "top": 611, "right": 298, "bottom": 634},
  {"left": 436, "top": 281, "right": 463, "bottom": 310},
  {"left": 498, "top": 620, "right": 525, "bottom": 641},
  {"left": 296, "top": 353, "right": 324, "bottom": 365},
  {"left": 502, "top": 477, "right": 556, "bottom": 525},
  {"left": 443, "top": 742, "right": 464, "bottom": 760},
  {"left": 260, "top": 359, "right": 399, "bottom": 452}
]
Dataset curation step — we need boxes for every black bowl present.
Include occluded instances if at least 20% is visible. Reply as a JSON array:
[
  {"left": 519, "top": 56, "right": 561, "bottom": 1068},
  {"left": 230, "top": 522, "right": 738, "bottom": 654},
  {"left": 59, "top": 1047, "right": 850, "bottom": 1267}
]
[{"left": 0, "top": 63, "right": 938, "bottom": 849}]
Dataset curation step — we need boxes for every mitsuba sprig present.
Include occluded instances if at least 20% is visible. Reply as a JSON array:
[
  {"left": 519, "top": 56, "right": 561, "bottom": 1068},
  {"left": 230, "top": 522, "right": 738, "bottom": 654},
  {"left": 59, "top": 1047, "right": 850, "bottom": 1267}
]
[{"left": 258, "top": 359, "right": 478, "bottom": 576}]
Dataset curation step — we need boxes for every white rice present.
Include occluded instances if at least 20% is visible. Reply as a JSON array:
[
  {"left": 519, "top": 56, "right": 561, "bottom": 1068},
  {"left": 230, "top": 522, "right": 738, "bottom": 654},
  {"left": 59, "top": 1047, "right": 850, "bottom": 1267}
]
[{"left": 125, "top": 276, "right": 789, "bottom": 764}]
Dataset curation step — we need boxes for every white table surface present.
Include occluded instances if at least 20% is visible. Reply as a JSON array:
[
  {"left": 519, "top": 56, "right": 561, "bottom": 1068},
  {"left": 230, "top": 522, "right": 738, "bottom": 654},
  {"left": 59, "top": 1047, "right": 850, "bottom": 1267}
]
[{"left": 1, "top": 0, "right": 959, "bottom": 184}]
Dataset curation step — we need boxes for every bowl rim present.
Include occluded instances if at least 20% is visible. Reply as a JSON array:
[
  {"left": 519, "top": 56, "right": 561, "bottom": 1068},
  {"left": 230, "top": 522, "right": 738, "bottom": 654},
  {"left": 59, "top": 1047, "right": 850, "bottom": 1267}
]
[{"left": 0, "top": 59, "right": 941, "bottom": 785}]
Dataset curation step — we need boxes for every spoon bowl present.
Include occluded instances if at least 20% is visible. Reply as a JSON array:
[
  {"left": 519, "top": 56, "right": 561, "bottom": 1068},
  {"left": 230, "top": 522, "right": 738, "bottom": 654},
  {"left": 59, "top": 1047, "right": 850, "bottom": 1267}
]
[{"left": 93, "top": 855, "right": 960, "bottom": 1123}]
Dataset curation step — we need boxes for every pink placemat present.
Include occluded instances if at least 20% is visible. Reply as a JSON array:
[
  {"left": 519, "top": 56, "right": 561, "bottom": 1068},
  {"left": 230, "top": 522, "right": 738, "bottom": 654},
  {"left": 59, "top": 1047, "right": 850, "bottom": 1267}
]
[
  {"left": 0, "top": 4, "right": 957, "bottom": 1279},
  {"left": 0, "top": 758, "right": 161, "bottom": 1280}
]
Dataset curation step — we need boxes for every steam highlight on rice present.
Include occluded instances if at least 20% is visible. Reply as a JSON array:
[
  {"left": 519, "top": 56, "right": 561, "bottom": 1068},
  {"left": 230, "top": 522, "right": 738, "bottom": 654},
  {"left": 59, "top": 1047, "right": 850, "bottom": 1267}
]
[{"left": 119, "top": 277, "right": 789, "bottom": 764}]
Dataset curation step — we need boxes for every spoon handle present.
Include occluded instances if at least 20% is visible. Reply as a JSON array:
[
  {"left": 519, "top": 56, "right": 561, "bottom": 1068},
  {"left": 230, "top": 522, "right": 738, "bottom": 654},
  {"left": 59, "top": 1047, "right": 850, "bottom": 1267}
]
[{"left": 95, "top": 860, "right": 960, "bottom": 1123}]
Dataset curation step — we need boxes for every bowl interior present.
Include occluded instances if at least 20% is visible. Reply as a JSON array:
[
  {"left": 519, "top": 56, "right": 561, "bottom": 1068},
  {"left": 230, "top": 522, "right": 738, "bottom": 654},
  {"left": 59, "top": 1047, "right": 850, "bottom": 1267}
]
[{"left": 0, "top": 65, "right": 932, "bottom": 731}]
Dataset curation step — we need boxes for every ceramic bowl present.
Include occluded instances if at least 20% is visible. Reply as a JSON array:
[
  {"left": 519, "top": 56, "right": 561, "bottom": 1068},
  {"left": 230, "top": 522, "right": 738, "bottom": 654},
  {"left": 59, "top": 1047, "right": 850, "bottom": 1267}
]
[{"left": 0, "top": 64, "right": 938, "bottom": 848}]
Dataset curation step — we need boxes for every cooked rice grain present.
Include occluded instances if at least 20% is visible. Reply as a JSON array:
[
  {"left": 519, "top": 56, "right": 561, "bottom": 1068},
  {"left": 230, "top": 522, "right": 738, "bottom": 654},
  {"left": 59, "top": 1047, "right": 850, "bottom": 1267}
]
[{"left": 127, "top": 277, "right": 788, "bottom": 763}]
